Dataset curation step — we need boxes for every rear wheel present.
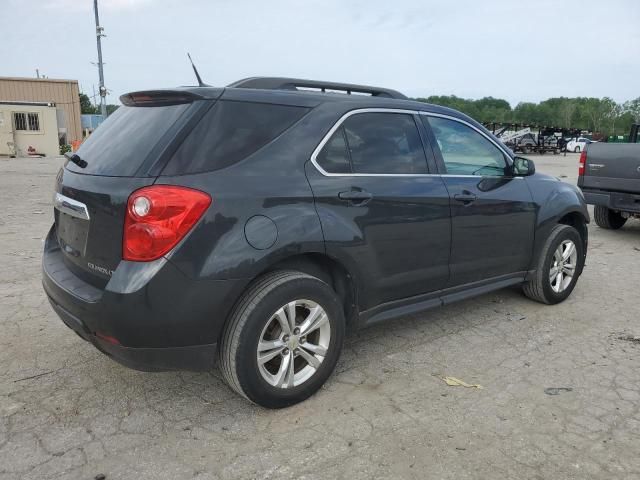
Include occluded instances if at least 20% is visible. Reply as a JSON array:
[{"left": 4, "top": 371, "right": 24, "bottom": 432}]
[
  {"left": 219, "top": 271, "right": 345, "bottom": 408},
  {"left": 594, "top": 206, "right": 627, "bottom": 230},
  {"left": 523, "top": 224, "right": 584, "bottom": 304},
  {"left": 574, "top": 146, "right": 581, "bottom": 153}
]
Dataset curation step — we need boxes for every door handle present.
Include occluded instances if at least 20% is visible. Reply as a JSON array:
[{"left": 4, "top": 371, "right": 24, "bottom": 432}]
[
  {"left": 338, "top": 190, "right": 373, "bottom": 205},
  {"left": 453, "top": 192, "right": 477, "bottom": 204}
]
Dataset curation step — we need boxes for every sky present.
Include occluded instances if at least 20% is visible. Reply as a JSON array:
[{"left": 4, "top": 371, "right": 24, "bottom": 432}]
[{"left": 2, "top": 0, "right": 639, "bottom": 108}]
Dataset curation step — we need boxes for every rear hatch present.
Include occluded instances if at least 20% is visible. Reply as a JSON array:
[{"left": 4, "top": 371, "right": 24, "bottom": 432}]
[
  {"left": 579, "top": 143, "right": 640, "bottom": 193},
  {"left": 54, "top": 90, "right": 218, "bottom": 287}
]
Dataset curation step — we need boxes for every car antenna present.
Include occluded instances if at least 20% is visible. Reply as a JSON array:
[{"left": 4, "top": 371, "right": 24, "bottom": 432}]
[{"left": 187, "top": 52, "right": 210, "bottom": 87}]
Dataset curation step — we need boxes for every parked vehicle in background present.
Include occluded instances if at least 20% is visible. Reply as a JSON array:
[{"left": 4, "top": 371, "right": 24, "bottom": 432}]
[
  {"left": 505, "top": 132, "right": 561, "bottom": 155},
  {"left": 515, "top": 133, "right": 537, "bottom": 154},
  {"left": 578, "top": 124, "right": 640, "bottom": 229},
  {"left": 43, "top": 77, "right": 589, "bottom": 408},
  {"left": 567, "top": 137, "right": 593, "bottom": 153}
]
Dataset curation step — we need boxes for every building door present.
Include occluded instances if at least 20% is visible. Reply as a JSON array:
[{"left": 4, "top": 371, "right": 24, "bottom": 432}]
[{"left": 0, "top": 110, "right": 16, "bottom": 156}]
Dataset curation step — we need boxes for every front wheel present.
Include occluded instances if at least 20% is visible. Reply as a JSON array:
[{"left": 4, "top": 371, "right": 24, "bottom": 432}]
[
  {"left": 574, "top": 146, "right": 581, "bottom": 153},
  {"left": 594, "top": 206, "right": 627, "bottom": 230},
  {"left": 523, "top": 224, "right": 584, "bottom": 305},
  {"left": 219, "top": 271, "right": 345, "bottom": 408}
]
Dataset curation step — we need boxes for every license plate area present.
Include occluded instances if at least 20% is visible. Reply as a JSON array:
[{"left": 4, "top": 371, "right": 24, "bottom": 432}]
[
  {"left": 56, "top": 212, "right": 89, "bottom": 257},
  {"left": 54, "top": 193, "right": 91, "bottom": 258}
]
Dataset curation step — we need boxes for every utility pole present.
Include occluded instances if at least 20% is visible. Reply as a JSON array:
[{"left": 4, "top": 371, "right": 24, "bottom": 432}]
[{"left": 93, "top": 0, "right": 107, "bottom": 118}]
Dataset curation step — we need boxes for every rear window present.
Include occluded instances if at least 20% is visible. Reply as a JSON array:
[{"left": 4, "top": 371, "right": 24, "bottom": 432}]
[
  {"left": 68, "top": 104, "right": 190, "bottom": 176},
  {"left": 161, "top": 100, "right": 310, "bottom": 175}
]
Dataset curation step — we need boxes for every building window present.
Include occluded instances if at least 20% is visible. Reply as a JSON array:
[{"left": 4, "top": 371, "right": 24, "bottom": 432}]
[
  {"left": 13, "top": 112, "right": 40, "bottom": 132},
  {"left": 28, "top": 113, "right": 40, "bottom": 131},
  {"left": 14, "top": 113, "right": 26, "bottom": 130}
]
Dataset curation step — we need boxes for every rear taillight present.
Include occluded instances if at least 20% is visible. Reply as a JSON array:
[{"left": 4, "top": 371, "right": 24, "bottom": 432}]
[
  {"left": 578, "top": 150, "right": 587, "bottom": 176},
  {"left": 123, "top": 185, "right": 211, "bottom": 262}
]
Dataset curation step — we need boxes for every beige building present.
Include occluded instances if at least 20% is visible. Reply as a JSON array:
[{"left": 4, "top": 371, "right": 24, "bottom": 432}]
[
  {"left": 0, "top": 101, "right": 60, "bottom": 157},
  {"left": 0, "top": 77, "right": 82, "bottom": 145}
]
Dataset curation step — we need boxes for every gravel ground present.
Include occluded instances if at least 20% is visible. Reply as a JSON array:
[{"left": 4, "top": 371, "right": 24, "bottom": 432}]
[{"left": 1, "top": 153, "right": 639, "bottom": 480}]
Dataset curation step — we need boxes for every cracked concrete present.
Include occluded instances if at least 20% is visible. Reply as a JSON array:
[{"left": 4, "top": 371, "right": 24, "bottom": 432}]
[{"left": 0, "top": 154, "right": 639, "bottom": 479}]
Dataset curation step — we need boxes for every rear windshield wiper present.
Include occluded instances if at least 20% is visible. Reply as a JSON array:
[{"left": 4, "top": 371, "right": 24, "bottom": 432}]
[{"left": 64, "top": 152, "right": 88, "bottom": 168}]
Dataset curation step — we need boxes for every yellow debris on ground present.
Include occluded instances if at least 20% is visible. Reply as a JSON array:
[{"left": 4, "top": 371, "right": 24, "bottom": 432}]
[{"left": 442, "top": 376, "right": 483, "bottom": 389}]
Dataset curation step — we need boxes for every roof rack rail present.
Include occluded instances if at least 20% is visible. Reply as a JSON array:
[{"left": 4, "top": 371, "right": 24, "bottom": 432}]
[{"left": 227, "top": 77, "right": 407, "bottom": 100}]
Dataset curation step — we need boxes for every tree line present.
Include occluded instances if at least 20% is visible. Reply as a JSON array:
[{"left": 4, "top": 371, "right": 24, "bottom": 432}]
[
  {"left": 80, "top": 91, "right": 640, "bottom": 137},
  {"left": 414, "top": 95, "right": 640, "bottom": 136},
  {"left": 80, "top": 93, "right": 119, "bottom": 115}
]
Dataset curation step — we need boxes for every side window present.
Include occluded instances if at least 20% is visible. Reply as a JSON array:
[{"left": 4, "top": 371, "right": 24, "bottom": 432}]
[
  {"left": 425, "top": 116, "right": 508, "bottom": 176},
  {"left": 315, "top": 127, "right": 351, "bottom": 174},
  {"left": 343, "top": 113, "right": 427, "bottom": 174}
]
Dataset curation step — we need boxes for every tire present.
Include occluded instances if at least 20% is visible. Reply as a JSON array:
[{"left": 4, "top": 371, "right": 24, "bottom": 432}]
[
  {"left": 219, "top": 270, "right": 345, "bottom": 408},
  {"left": 522, "top": 146, "right": 530, "bottom": 154},
  {"left": 593, "top": 205, "right": 627, "bottom": 230},
  {"left": 523, "top": 224, "right": 584, "bottom": 305},
  {"left": 574, "top": 146, "right": 580, "bottom": 153}
]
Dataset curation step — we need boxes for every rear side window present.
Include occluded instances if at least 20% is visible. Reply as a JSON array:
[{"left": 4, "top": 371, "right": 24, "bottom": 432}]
[
  {"left": 344, "top": 113, "right": 427, "bottom": 174},
  {"left": 69, "top": 104, "right": 190, "bottom": 176},
  {"left": 315, "top": 127, "right": 351, "bottom": 174},
  {"left": 315, "top": 112, "right": 427, "bottom": 175},
  {"left": 162, "top": 101, "right": 310, "bottom": 175}
]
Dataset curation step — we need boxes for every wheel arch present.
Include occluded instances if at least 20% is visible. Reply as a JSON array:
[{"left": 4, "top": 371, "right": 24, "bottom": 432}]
[
  {"left": 529, "top": 206, "right": 589, "bottom": 275},
  {"left": 217, "top": 251, "right": 360, "bottom": 342},
  {"left": 260, "top": 253, "right": 359, "bottom": 329},
  {"left": 528, "top": 177, "right": 590, "bottom": 274},
  {"left": 558, "top": 210, "right": 588, "bottom": 247}
]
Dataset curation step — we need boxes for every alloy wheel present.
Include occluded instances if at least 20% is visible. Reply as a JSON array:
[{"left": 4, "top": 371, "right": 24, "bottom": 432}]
[
  {"left": 549, "top": 240, "right": 577, "bottom": 293},
  {"left": 257, "top": 299, "right": 331, "bottom": 388}
]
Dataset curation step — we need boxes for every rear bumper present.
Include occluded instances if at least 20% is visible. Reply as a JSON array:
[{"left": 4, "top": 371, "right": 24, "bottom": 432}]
[
  {"left": 42, "top": 225, "right": 247, "bottom": 372},
  {"left": 582, "top": 189, "right": 640, "bottom": 213},
  {"left": 47, "top": 295, "right": 216, "bottom": 371}
]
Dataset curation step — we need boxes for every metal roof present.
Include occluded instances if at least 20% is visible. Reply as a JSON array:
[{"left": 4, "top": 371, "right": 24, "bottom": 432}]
[{"left": 0, "top": 100, "right": 56, "bottom": 107}]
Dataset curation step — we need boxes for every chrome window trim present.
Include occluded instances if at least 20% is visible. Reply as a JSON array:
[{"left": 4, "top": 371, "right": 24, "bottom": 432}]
[
  {"left": 309, "top": 108, "right": 431, "bottom": 177},
  {"left": 309, "top": 107, "right": 514, "bottom": 178},
  {"left": 53, "top": 192, "right": 90, "bottom": 221}
]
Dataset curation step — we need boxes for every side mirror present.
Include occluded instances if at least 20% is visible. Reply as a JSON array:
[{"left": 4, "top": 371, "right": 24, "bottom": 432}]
[{"left": 512, "top": 156, "right": 535, "bottom": 176}]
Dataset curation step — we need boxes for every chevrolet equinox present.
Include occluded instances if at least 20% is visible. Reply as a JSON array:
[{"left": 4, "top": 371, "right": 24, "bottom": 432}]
[{"left": 43, "top": 77, "right": 589, "bottom": 408}]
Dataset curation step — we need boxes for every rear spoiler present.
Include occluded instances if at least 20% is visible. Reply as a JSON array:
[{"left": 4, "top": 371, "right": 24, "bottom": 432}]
[{"left": 120, "top": 90, "right": 205, "bottom": 107}]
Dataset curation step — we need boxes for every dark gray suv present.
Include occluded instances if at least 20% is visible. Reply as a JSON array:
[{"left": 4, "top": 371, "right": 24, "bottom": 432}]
[{"left": 43, "top": 77, "right": 589, "bottom": 408}]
